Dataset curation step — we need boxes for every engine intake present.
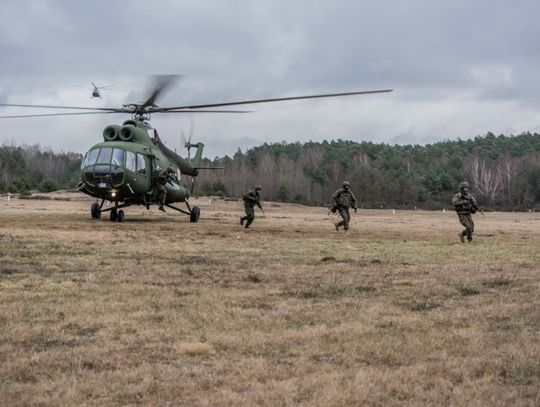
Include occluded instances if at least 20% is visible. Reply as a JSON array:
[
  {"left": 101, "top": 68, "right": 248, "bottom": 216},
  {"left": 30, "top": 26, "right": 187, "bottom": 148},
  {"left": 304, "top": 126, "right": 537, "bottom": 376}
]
[
  {"left": 103, "top": 125, "right": 120, "bottom": 141},
  {"left": 119, "top": 125, "right": 134, "bottom": 141}
]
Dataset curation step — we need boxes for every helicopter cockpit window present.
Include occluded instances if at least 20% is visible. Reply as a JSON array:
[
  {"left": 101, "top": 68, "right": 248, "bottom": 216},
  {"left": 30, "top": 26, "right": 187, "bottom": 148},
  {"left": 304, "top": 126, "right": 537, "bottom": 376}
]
[
  {"left": 111, "top": 149, "right": 125, "bottom": 168},
  {"left": 136, "top": 153, "right": 146, "bottom": 175},
  {"left": 82, "top": 149, "right": 99, "bottom": 168},
  {"left": 97, "top": 147, "right": 112, "bottom": 164},
  {"left": 126, "top": 151, "right": 136, "bottom": 172}
]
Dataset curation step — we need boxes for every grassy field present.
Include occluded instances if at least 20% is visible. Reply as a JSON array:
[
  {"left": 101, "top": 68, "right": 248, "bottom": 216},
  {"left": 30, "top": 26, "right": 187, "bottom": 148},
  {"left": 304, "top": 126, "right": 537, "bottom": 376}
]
[{"left": 0, "top": 193, "right": 539, "bottom": 406}]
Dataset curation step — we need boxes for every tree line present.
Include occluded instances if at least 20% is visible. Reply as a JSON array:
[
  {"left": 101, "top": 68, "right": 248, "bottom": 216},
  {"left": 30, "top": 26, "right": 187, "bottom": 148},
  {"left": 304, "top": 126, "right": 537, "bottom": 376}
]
[
  {"left": 1, "top": 133, "right": 539, "bottom": 210},
  {"left": 0, "top": 143, "right": 82, "bottom": 194},
  {"left": 196, "top": 132, "right": 540, "bottom": 210}
]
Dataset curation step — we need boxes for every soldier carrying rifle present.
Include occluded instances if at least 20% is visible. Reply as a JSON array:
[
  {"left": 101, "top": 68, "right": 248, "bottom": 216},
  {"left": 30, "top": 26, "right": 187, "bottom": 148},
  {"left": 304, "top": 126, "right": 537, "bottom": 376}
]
[
  {"left": 240, "top": 185, "right": 263, "bottom": 228},
  {"left": 331, "top": 181, "right": 357, "bottom": 231},
  {"left": 153, "top": 167, "right": 174, "bottom": 212},
  {"left": 452, "top": 181, "right": 480, "bottom": 243}
]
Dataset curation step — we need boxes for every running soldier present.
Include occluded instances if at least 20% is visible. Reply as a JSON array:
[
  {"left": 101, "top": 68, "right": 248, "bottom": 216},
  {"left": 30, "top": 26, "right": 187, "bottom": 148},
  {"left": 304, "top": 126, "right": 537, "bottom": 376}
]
[
  {"left": 332, "top": 181, "right": 357, "bottom": 231},
  {"left": 240, "top": 185, "right": 263, "bottom": 228},
  {"left": 452, "top": 181, "right": 479, "bottom": 243}
]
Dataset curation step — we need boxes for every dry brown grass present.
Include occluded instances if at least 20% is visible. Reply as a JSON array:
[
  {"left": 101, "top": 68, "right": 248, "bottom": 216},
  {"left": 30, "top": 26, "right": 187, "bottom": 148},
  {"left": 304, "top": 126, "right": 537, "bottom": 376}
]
[{"left": 0, "top": 194, "right": 539, "bottom": 406}]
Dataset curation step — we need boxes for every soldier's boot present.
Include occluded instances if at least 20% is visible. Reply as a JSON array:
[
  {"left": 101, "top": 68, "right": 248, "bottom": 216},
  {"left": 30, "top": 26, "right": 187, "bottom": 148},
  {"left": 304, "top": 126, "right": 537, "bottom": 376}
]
[
  {"left": 245, "top": 217, "right": 254, "bottom": 228},
  {"left": 466, "top": 228, "right": 473, "bottom": 242},
  {"left": 240, "top": 217, "right": 245, "bottom": 226},
  {"left": 335, "top": 222, "right": 340, "bottom": 231},
  {"left": 159, "top": 201, "right": 166, "bottom": 212},
  {"left": 459, "top": 232, "right": 465, "bottom": 243}
]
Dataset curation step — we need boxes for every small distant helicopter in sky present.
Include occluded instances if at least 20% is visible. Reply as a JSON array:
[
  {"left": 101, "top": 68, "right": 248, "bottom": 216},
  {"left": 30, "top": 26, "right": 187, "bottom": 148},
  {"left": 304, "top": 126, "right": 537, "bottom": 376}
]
[{"left": 91, "top": 82, "right": 113, "bottom": 98}]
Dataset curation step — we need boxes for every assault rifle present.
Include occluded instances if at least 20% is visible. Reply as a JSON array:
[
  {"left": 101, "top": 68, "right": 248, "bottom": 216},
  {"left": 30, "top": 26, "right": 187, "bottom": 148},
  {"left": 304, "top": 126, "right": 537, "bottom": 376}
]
[
  {"left": 327, "top": 204, "right": 357, "bottom": 215},
  {"left": 328, "top": 204, "right": 338, "bottom": 215},
  {"left": 256, "top": 200, "right": 265, "bottom": 217},
  {"left": 467, "top": 197, "right": 485, "bottom": 217}
]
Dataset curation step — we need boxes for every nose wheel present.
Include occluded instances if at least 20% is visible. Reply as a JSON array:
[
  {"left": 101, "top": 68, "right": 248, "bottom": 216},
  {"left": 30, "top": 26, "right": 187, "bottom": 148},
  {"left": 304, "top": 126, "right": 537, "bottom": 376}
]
[
  {"left": 90, "top": 201, "right": 126, "bottom": 222},
  {"left": 109, "top": 208, "right": 125, "bottom": 222}
]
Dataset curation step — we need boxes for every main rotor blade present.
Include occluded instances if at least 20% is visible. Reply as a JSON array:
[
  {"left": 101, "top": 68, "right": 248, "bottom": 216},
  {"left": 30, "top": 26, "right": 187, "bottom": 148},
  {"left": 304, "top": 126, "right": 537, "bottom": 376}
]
[
  {"left": 0, "top": 103, "right": 119, "bottom": 111},
  {"left": 159, "top": 89, "right": 393, "bottom": 111},
  {"left": 159, "top": 109, "right": 250, "bottom": 113},
  {"left": 0, "top": 111, "right": 120, "bottom": 119},
  {"left": 141, "top": 75, "right": 180, "bottom": 109}
]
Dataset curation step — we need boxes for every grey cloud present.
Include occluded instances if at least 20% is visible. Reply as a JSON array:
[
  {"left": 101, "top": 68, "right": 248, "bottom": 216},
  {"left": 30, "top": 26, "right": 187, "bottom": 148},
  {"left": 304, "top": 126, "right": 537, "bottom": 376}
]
[{"left": 1, "top": 0, "right": 540, "bottom": 156}]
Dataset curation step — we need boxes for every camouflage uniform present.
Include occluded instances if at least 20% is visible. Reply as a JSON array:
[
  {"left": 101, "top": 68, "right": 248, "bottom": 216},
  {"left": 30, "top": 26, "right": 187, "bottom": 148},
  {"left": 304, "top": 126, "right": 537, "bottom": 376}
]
[
  {"left": 332, "top": 181, "right": 357, "bottom": 231},
  {"left": 452, "top": 181, "right": 478, "bottom": 242},
  {"left": 153, "top": 169, "right": 169, "bottom": 211},
  {"left": 240, "top": 186, "right": 262, "bottom": 228}
]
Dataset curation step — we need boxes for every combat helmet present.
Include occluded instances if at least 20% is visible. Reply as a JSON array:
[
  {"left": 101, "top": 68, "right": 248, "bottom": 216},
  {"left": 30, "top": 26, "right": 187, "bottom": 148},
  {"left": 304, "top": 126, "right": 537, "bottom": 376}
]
[
  {"left": 342, "top": 181, "right": 350, "bottom": 188},
  {"left": 254, "top": 185, "right": 262, "bottom": 191},
  {"left": 459, "top": 181, "right": 470, "bottom": 189}
]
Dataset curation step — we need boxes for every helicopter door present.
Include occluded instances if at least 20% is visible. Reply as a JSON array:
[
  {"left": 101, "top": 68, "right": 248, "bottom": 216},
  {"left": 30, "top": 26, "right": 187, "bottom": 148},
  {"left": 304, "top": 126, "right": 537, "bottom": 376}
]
[
  {"left": 126, "top": 155, "right": 150, "bottom": 194},
  {"left": 133, "top": 153, "right": 150, "bottom": 193}
]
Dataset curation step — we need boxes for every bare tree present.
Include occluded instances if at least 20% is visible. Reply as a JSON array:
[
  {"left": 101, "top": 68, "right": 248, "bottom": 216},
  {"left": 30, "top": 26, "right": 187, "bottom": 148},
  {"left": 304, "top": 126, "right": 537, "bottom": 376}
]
[
  {"left": 466, "top": 154, "right": 502, "bottom": 202},
  {"left": 257, "top": 152, "right": 277, "bottom": 198},
  {"left": 496, "top": 152, "right": 518, "bottom": 205}
]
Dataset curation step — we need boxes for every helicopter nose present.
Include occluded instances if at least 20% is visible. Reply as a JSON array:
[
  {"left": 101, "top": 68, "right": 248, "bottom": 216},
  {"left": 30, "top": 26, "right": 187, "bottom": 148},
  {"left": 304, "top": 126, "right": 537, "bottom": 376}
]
[{"left": 84, "top": 164, "right": 125, "bottom": 188}]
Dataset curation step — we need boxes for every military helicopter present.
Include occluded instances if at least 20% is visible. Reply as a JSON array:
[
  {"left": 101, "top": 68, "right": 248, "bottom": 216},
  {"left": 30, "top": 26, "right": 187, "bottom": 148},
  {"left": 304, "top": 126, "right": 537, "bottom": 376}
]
[
  {"left": 0, "top": 76, "right": 392, "bottom": 223},
  {"left": 91, "top": 82, "right": 113, "bottom": 98}
]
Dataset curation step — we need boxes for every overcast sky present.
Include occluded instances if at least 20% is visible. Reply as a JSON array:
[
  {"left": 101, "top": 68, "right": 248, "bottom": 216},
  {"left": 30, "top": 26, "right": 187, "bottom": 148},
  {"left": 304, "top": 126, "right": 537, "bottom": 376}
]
[{"left": 1, "top": 0, "right": 540, "bottom": 158}]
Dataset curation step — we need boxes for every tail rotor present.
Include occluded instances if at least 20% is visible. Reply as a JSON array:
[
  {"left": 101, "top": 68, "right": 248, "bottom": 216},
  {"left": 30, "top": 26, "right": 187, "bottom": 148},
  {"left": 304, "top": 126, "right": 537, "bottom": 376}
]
[
  {"left": 181, "top": 115, "right": 196, "bottom": 160},
  {"left": 180, "top": 116, "right": 198, "bottom": 194}
]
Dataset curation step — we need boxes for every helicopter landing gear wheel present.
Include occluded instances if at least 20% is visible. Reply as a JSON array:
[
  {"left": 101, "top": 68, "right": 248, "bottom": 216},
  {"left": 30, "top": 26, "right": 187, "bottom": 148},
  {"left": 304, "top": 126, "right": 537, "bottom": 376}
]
[
  {"left": 190, "top": 206, "right": 200, "bottom": 223},
  {"left": 110, "top": 208, "right": 118, "bottom": 222},
  {"left": 117, "top": 210, "right": 125, "bottom": 223},
  {"left": 91, "top": 202, "right": 101, "bottom": 219}
]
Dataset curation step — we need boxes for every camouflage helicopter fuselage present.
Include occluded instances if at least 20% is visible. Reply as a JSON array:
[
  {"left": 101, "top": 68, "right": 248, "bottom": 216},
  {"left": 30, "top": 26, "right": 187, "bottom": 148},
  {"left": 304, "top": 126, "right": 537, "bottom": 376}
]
[{"left": 79, "top": 119, "right": 201, "bottom": 221}]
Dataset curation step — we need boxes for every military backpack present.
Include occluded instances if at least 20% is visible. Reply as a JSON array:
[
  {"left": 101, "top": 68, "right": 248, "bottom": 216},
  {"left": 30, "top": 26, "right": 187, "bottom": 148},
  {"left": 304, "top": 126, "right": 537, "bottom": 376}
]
[{"left": 338, "top": 192, "right": 353, "bottom": 207}]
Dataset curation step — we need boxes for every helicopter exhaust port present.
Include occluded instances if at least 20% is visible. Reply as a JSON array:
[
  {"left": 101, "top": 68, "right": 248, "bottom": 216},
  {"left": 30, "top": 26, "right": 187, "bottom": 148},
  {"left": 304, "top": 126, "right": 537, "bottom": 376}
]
[
  {"left": 119, "top": 126, "right": 134, "bottom": 142},
  {"left": 103, "top": 125, "right": 120, "bottom": 141}
]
